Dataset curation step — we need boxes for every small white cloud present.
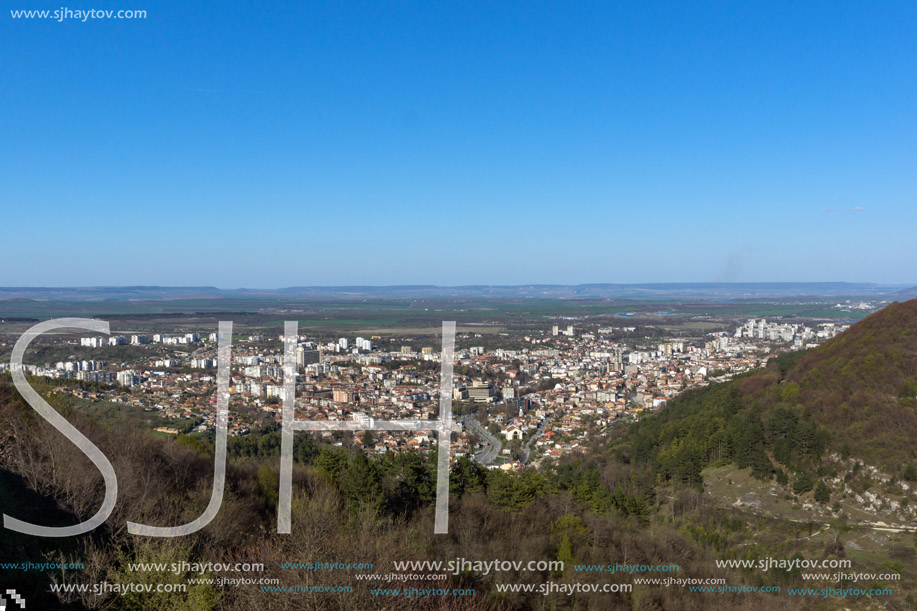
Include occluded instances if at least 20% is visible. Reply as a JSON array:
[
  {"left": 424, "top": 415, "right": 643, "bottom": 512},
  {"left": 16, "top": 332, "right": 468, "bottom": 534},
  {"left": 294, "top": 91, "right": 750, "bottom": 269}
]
[
  {"left": 820, "top": 207, "right": 833, "bottom": 213},
  {"left": 852, "top": 206, "right": 864, "bottom": 211}
]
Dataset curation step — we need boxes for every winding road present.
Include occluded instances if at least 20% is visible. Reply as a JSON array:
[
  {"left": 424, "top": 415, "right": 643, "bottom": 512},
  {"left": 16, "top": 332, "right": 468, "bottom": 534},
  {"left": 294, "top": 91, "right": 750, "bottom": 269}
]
[{"left": 461, "top": 414, "right": 502, "bottom": 465}]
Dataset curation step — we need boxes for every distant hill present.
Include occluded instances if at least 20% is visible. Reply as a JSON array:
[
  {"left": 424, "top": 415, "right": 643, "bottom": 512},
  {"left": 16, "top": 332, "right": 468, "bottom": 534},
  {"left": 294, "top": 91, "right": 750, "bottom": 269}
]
[
  {"left": 0, "top": 282, "right": 908, "bottom": 302},
  {"left": 894, "top": 285, "right": 917, "bottom": 299}
]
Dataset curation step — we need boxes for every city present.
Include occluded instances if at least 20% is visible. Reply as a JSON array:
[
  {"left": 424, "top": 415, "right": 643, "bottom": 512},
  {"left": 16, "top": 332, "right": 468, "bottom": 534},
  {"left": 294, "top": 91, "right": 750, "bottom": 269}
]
[{"left": 1, "top": 313, "right": 853, "bottom": 472}]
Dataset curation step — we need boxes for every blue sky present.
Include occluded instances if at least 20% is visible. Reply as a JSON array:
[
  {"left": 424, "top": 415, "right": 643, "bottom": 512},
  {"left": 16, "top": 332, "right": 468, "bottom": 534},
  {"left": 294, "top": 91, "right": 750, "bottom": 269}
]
[{"left": 2, "top": 1, "right": 915, "bottom": 287}]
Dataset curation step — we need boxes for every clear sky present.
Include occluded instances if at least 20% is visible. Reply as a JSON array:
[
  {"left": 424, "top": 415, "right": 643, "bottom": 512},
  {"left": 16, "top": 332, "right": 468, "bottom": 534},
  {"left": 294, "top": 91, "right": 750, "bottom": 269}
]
[{"left": 2, "top": 1, "right": 915, "bottom": 287}]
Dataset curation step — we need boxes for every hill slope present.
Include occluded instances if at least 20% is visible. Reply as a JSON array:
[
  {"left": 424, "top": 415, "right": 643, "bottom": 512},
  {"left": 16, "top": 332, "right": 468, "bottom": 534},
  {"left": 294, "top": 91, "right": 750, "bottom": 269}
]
[
  {"left": 625, "top": 299, "right": 917, "bottom": 484},
  {"left": 787, "top": 299, "right": 917, "bottom": 468}
]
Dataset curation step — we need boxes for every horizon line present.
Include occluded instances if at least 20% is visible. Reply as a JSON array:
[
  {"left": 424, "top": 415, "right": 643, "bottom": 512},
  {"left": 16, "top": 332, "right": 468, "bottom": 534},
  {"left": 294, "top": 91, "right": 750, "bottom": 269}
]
[{"left": 0, "top": 281, "right": 913, "bottom": 289}]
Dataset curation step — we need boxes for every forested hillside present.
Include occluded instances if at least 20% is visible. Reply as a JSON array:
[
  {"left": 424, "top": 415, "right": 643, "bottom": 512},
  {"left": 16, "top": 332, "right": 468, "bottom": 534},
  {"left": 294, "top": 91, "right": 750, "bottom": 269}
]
[
  {"left": 0, "top": 377, "right": 791, "bottom": 610},
  {"left": 621, "top": 300, "right": 917, "bottom": 487}
]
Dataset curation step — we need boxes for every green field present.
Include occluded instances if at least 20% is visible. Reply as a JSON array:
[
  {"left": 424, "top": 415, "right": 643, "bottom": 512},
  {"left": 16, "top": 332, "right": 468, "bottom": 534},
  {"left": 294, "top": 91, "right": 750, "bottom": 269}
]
[{"left": 0, "top": 297, "right": 870, "bottom": 333}]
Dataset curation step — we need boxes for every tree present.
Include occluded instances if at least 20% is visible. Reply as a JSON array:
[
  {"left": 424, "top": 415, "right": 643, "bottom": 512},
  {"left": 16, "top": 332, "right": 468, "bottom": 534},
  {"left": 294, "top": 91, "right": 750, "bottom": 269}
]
[
  {"left": 551, "top": 513, "right": 588, "bottom": 546},
  {"left": 655, "top": 438, "right": 703, "bottom": 485},
  {"left": 387, "top": 450, "right": 434, "bottom": 513},
  {"left": 814, "top": 480, "right": 831, "bottom": 504},
  {"left": 257, "top": 463, "right": 279, "bottom": 508},
  {"left": 486, "top": 470, "right": 534, "bottom": 511},
  {"left": 611, "top": 483, "right": 649, "bottom": 522},
  {"left": 508, "top": 439, "right": 525, "bottom": 461},
  {"left": 556, "top": 535, "right": 574, "bottom": 573},
  {"left": 780, "top": 382, "right": 800, "bottom": 403},
  {"left": 314, "top": 447, "right": 348, "bottom": 483},
  {"left": 776, "top": 468, "right": 788, "bottom": 485},
  {"left": 450, "top": 455, "right": 486, "bottom": 496},
  {"left": 773, "top": 438, "right": 793, "bottom": 465},
  {"left": 793, "top": 471, "right": 814, "bottom": 495},
  {"left": 900, "top": 378, "right": 917, "bottom": 400},
  {"left": 903, "top": 463, "right": 917, "bottom": 482},
  {"left": 767, "top": 406, "right": 799, "bottom": 442},
  {"left": 339, "top": 454, "right": 385, "bottom": 513},
  {"left": 748, "top": 444, "right": 774, "bottom": 480}
]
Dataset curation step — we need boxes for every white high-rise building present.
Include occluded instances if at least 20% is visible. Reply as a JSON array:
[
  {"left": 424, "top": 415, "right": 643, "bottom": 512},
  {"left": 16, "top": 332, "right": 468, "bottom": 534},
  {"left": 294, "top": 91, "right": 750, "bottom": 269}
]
[{"left": 116, "top": 370, "right": 141, "bottom": 387}]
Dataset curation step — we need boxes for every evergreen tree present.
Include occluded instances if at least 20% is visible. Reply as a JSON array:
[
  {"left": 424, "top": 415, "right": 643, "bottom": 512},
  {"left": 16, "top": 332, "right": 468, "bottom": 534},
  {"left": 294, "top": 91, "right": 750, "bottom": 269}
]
[
  {"left": 450, "top": 455, "right": 487, "bottom": 496},
  {"left": 814, "top": 480, "right": 831, "bottom": 504},
  {"left": 766, "top": 406, "right": 798, "bottom": 443},
  {"left": 556, "top": 535, "right": 574, "bottom": 572},
  {"left": 903, "top": 463, "right": 917, "bottom": 482},
  {"left": 793, "top": 471, "right": 814, "bottom": 495},
  {"left": 339, "top": 454, "right": 385, "bottom": 513},
  {"left": 486, "top": 470, "right": 534, "bottom": 511},
  {"left": 314, "top": 446, "right": 348, "bottom": 483},
  {"left": 388, "top": 450, "right": 434, "bottom": 513},
  {"left": 749, "top": 444, "right": 774, "bottom": 480},
  {"left": 773, "top": 438, "right": 793, "bottom": 465},
  {"left": 794, "top": 420, "right": 818, "bottom": 457}
]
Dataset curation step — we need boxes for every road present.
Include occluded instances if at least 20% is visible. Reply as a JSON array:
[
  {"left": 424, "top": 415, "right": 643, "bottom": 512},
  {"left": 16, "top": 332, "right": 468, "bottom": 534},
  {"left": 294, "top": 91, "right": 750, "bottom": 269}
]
[
  {"left": 461, "top": 414, "right": 502, "bottom": 465},
  {"left": 522, "top": 419, "right": 548, "bottom": 464},
  {"left": 179, "top": 346, "right": 205, "bottom": 363}
]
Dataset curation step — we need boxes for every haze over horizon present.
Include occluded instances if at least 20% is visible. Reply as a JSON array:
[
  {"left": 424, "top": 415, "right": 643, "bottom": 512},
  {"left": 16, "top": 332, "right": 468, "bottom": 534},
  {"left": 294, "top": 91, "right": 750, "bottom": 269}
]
[
  {"left": 3, "top": 2, "right": 915, "bottom": 286},
  {"left": 0, "top": 281, "right": 912, "bottom": 288},
  {"left": 0, "top": 282, "right": 911, "bottom": 303}
]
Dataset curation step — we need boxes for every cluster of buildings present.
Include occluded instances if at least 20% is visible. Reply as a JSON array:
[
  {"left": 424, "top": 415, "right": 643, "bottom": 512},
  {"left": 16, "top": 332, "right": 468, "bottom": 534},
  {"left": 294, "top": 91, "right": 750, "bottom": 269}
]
[
  {"left": 79, "top": 333, "right": 201, "bottom": 348},
  {"left": 733, "top": 318, "right": 848, "bottom": 348},
  {"left": 0, "top": 314, "right": 852, "bottom": 468}
]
